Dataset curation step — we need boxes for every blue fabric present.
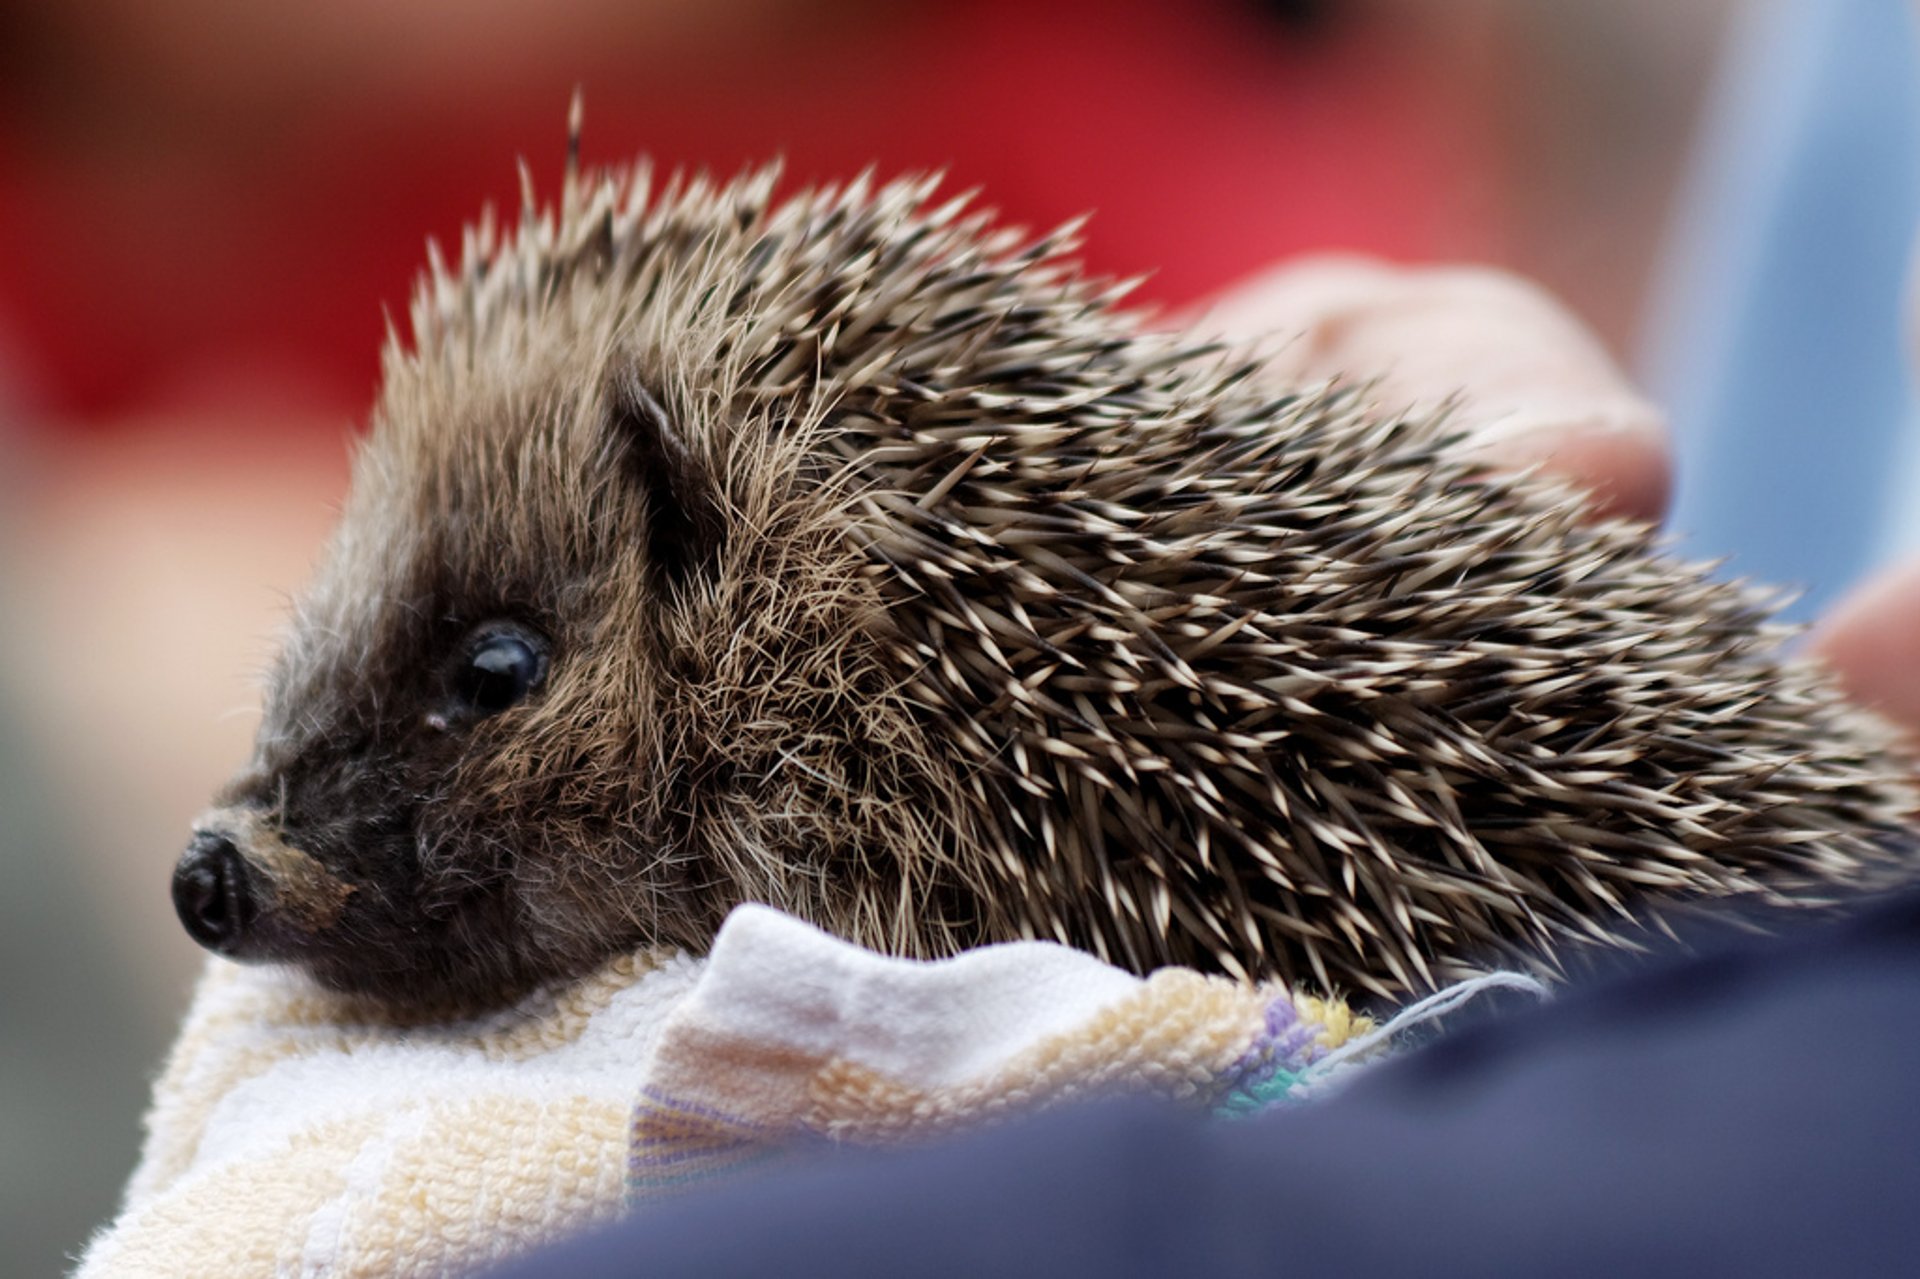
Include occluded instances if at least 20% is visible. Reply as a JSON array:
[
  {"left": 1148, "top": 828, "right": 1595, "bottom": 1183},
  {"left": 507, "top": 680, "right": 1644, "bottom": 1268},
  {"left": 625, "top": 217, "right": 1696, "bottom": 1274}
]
[{"left": 1643, "top": 0, "right": 1920, "bottom": 621}]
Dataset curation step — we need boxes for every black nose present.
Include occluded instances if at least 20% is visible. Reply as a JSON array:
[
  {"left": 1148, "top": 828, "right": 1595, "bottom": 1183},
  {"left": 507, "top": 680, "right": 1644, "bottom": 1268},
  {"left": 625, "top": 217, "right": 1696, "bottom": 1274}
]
[{"left": 173, "top": 831, "right": 255, "bottom": 952}]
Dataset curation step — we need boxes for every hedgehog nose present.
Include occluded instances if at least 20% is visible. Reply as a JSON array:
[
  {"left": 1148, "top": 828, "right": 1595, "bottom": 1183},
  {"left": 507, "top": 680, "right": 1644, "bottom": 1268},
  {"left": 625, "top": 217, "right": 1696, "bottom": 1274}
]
[{"left": 173, "top": 831, "right": 255, "bottom": 953}]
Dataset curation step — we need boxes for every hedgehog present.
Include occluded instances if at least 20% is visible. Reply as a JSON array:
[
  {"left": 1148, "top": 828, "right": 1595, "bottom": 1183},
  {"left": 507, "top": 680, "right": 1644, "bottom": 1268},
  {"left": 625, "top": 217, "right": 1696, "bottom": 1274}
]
[{"left": 169, "top": 139, "right": 1917, "bottom": 1015}]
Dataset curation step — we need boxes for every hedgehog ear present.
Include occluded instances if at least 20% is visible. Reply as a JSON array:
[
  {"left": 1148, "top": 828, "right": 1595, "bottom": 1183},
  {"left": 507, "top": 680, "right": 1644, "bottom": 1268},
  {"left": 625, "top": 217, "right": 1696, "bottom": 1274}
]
[{"left": 606, "top": 376, "right": 726, "bottom": 587}]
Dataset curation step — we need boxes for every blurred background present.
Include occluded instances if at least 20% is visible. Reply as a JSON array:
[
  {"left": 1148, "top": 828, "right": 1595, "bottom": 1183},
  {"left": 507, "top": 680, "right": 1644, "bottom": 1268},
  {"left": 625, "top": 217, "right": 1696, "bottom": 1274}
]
[{"left": 10, "top": 0, "right": 1920, "bottom": 1271}]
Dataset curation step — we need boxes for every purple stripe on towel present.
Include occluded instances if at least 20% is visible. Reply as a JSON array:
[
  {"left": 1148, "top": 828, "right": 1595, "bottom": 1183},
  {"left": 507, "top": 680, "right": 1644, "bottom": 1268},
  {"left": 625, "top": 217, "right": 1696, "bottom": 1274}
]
[
  {"left": 634, "top": 1085, "right": 782, "bottom": 1132},
  {"left": 1230, "top": 994, "right": 1321, "bottom": 1077}
]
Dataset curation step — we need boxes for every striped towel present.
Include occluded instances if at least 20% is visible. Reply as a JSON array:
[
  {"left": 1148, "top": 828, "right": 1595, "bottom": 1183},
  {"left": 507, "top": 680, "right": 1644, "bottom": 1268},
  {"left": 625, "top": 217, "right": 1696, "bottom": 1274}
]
[
  {"left": 625, "top": 906, "right": 1374, "bottom": 1198},
  {"left": 77, "top": 905, "right": 1424, "bottom": 1278}
]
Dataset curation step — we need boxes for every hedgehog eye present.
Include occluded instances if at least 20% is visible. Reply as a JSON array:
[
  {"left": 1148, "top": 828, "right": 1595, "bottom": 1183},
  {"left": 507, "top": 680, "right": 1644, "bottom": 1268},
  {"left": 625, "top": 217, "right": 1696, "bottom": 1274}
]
[{"left": 449, "top": 623, "right": 549, "bottom": 719}]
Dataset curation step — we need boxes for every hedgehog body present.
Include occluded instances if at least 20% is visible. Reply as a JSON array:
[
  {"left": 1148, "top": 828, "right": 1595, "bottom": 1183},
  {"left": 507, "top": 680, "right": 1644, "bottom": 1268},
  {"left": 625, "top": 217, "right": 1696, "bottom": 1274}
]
[{"left": 169, "top": 158, "right": 1916, "bottom": 1011}]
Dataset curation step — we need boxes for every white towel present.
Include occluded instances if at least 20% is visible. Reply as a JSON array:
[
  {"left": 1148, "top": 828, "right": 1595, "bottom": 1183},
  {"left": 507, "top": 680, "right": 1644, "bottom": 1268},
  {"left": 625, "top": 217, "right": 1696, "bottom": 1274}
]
[{"left": 78, "top": 906, "right": 1388, "bottom": 1278}]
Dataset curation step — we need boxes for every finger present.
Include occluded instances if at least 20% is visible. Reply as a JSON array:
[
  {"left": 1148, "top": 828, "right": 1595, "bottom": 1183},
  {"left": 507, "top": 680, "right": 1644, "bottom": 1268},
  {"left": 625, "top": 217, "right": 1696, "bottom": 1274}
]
[
  {"left": 1806, "top": 554, "right": 1920, "bottom": 741},
  {"left": 1191, "top": 256, "right": 1672, "bottom": 523}
]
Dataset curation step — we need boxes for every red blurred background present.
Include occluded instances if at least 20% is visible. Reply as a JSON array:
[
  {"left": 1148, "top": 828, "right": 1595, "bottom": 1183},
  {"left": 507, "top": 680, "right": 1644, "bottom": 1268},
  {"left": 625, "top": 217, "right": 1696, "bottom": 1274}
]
[{"left": 0, "top": 0, "right": 1713, "bottom": 426}]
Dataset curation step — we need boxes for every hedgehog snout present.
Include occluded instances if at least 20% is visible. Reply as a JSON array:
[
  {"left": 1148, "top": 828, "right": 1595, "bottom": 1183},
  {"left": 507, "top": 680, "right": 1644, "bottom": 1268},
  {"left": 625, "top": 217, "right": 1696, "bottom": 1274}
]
[
  {"left": 174, "top": 805, "right": 361, "bottom": 963},
  {"left": 172, "top": 830, "right": 257, "bottom": 955}
]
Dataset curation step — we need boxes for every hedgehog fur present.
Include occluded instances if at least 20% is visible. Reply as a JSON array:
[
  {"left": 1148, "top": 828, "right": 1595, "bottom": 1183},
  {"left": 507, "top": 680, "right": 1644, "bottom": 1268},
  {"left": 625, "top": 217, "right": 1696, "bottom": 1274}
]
[{"left": 169, "top": 141, "right": 1918, "bottom": 1013}]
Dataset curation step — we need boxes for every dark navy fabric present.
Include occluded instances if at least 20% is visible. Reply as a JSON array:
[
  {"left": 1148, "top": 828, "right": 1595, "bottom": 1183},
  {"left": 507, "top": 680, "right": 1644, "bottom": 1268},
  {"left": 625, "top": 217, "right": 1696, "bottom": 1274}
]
[{"left": 481, "top": 888, "right": 1920, "bottom": 1278}]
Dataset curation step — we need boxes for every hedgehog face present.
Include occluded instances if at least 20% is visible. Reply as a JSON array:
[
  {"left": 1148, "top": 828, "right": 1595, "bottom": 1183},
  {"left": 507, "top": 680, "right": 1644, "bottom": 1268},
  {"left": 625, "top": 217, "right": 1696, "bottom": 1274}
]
[
  {"left": 167, "top": 166, "right": 1006, "bottom": 1012},
  {"left": 173, "top": 354, "right": 671, "bottom": 1006},
  {"left": 174, "top": 285, "right": 985, "bottom": 1011}
]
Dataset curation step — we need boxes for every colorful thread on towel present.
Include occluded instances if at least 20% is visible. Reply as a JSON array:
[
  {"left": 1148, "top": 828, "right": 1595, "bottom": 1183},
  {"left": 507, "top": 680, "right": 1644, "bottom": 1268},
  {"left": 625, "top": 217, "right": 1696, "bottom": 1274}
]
[
  {"left": 628, "top": 1087, "right": 817, "bottom": 1196},
  {"left": 1210, "top": 993, "right": 1342, "bottom": 1116},
  {"left": 1215, "top": 972, "right": 1548, "bottom": 1113},
  {"left": 1291, "top": 971, "right": 1550, "bottom": 1102}
]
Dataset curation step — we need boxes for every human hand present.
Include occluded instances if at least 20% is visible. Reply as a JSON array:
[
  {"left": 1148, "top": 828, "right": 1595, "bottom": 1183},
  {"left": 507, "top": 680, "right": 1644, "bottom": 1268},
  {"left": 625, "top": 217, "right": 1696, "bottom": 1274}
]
[
  {"left": 1807, "top": 557, "right": 1920, "bottom": 741},
  {"left": 1193, "top": 255, "right": 1671, "bottom": 523},
  {"left": 1197, "top": 255, "right": 1920, "bottom": 742}
]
